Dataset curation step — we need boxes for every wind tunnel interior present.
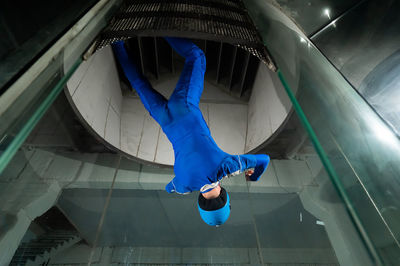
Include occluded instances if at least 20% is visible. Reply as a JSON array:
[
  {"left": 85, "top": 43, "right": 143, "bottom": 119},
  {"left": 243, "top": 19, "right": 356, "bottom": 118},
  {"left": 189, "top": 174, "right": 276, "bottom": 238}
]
[
  {"left": 65, "top": 0, "right": 293, "bottom": 166},
  {"left": 66, "top": 37, "right": 291, "bottom": 165},
  {"left": 2, "top": 0, "right": 379, "bottom": 265}
]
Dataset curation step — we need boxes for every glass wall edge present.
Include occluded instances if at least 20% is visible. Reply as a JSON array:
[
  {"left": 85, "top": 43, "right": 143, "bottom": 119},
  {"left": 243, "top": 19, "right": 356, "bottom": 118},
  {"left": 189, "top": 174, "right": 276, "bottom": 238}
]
[
  {"left": 0, "top": 58, "right": 82, "bottom": 175},
  {"left": 277, "top": 70, "right": 382, "bottom": 265},
  {"left": 0, "top": 0, "right": 120, "bottom": 117},
  {"left": 244, "top": 0, "right": 400, "bottom": 264},
  {"left": 0, "top": 0, "right": 121, "bottom": 174}
]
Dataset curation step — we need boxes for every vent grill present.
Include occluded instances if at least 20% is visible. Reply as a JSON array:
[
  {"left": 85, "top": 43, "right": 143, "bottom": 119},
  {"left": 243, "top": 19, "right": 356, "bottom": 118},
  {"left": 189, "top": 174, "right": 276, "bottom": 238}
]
[{"left": 94, "top": 0, "right": 276, "bottom": 71}]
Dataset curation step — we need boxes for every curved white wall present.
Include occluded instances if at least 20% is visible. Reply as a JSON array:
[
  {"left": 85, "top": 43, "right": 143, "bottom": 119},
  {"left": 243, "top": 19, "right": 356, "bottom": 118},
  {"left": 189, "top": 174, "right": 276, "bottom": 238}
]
[
  {"left": 245, "top": 63, "right": 291, "bottom": 152},
  {"left": 67, "top": 46, "right": 123, "bottom": 150},
  {"left": 66, "top": 46, "right": 291, "bottom": 165}
]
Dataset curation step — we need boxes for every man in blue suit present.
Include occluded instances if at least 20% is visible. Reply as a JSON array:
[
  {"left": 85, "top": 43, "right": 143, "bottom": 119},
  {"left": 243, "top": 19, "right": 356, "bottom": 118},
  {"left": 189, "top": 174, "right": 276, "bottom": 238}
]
[{"left": 112, "top": 37, "right": 270, "bottom": 226}]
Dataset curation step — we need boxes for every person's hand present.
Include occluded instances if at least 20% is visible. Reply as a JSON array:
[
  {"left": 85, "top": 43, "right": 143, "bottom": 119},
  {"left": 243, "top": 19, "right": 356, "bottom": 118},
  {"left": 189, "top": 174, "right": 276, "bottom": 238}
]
[{"left": 245, "top": 169, "right": 254, "bottom": 181}]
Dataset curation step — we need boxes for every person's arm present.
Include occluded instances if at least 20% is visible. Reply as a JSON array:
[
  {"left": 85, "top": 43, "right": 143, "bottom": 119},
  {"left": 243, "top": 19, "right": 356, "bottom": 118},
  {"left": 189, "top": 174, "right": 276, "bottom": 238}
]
[
  {"left": 239, "top": 154, "right": 270, "bottom": 182},
  {"left": 165, "top": 177, "right": 191, "bottom": 194}
]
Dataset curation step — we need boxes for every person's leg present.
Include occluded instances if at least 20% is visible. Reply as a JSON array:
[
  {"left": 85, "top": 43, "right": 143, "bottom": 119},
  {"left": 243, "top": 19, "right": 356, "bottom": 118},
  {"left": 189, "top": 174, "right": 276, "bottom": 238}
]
[
  {"left": 112, "top": 41, "right": 169, "bottom": 125},
  {"left": 165, "top": 37, "right": 206, "bottom": 109}
]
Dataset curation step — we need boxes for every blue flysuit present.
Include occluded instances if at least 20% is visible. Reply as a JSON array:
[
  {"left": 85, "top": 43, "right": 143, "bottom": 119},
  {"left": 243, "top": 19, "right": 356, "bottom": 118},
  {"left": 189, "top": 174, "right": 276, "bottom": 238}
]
[{"left": 112, "top": 37, "right": 270, "bottom": 194}]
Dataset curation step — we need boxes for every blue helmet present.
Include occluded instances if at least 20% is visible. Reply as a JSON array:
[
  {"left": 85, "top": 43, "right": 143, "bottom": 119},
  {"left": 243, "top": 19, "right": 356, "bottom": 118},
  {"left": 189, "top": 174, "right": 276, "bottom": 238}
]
[{"left": 197, "top": 187, "right": 231, "bottom": 226}]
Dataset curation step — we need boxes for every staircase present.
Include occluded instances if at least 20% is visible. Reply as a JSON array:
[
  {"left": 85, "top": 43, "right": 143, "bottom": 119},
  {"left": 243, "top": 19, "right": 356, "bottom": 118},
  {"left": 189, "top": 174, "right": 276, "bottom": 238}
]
[{"left": 10, "top": 230, "right": 81, "bottom": 266}]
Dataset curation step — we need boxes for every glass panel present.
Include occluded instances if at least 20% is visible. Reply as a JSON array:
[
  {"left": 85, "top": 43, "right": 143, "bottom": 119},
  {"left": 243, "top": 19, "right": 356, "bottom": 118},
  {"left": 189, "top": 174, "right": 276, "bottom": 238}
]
[
  {"left": 245, "top": 0, "right": 400, "bottom": 264},
  {"left": 312, "top": 0, "right": 400, "bottom": 136},
  {"left": 274, "top": 0, "right": 362, "bottom": 36},
  {"left": 1, "top": 0, "right": 397, "bottom": 264},
  {"left": 0, "top": 52, "right": 81, "bottom": 175},
  {"left": 0, "top": 0, "right": 97, "bottom": 92},
  {"left": 0, "top": 2, "right": 120, "bottom": 263},
  {"left": 0, "top": 0, "right": 120, "bottom": 175},
  {"left": 3, "top": 115, "right": 372, "bottom": 265},
  {"left": 0, "top": 91, "right": 117, "bottom": 265},
  {"left": 0, "top": 42, "right": 373, "bottom": 266},
  {"left": 53, "top": 152, "right": 357, "bottom": 265}
]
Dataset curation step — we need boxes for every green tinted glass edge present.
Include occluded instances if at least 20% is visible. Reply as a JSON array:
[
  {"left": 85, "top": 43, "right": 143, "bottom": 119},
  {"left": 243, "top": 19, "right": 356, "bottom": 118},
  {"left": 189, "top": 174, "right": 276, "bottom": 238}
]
[
  {"left": 277, "top": 69, "right": 382, "bottom": 265},
  {"left": 0, "top": 58, "right": 82, "bottom": 175}
]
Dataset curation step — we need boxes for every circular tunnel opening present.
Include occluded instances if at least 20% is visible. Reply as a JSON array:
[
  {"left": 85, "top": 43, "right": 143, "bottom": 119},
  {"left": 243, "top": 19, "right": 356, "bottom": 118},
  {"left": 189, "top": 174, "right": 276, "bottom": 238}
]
[{"left": 66, "top": 36, "right": 291, "bottom": 166}]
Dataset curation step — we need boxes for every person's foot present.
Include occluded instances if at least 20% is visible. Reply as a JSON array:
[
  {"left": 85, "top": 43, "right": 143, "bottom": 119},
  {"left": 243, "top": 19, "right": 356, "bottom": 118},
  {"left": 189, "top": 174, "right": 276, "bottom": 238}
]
[{"left": 112, "top": 40, "right": 125, "bottom": 48}]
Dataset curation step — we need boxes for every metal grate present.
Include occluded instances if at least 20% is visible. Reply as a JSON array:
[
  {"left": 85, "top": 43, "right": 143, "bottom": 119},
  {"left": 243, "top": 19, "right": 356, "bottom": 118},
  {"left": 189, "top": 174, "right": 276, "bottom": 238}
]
[
  {"left": 94, "top": 0, "right": 276, "bottom": 71},
  {"left": 116, "top": 37, "right": 260, "bottom": 101}
]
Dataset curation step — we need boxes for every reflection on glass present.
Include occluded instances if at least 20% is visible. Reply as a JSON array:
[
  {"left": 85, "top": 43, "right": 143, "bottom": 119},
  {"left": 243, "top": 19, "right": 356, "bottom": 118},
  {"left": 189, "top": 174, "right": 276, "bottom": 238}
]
[
  {"left": 53, "top": 153, "right": 345, "bottom": 265},
  {"left": 0, "top": 92, "right": 118, "bottom": 265},
  {"left": 2, "top": 68, "right": 377, "bottom": 265},
  {"left": 3, "top": 102, "right": 359, "bottom": 265},
  {"left": 0, "top": 0, "right": 119, "bottom": 176},
  {"left": 323, "top": 8, "right": 331, "bottom": 20},
  {"left": 0, "top": 0, "right": 97, "bottom": 92},
  {"left": 274, "top": 0, "right": 361, "bottom": 35},
  {"left": 312, "top": 0, "right": 400, "bottom": 137},
  {"left": 245, "top": 0, "right": 400, "bottom": 264},
  {"left": 2, "top": 0, "right": 399, "bottom": 264}
]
